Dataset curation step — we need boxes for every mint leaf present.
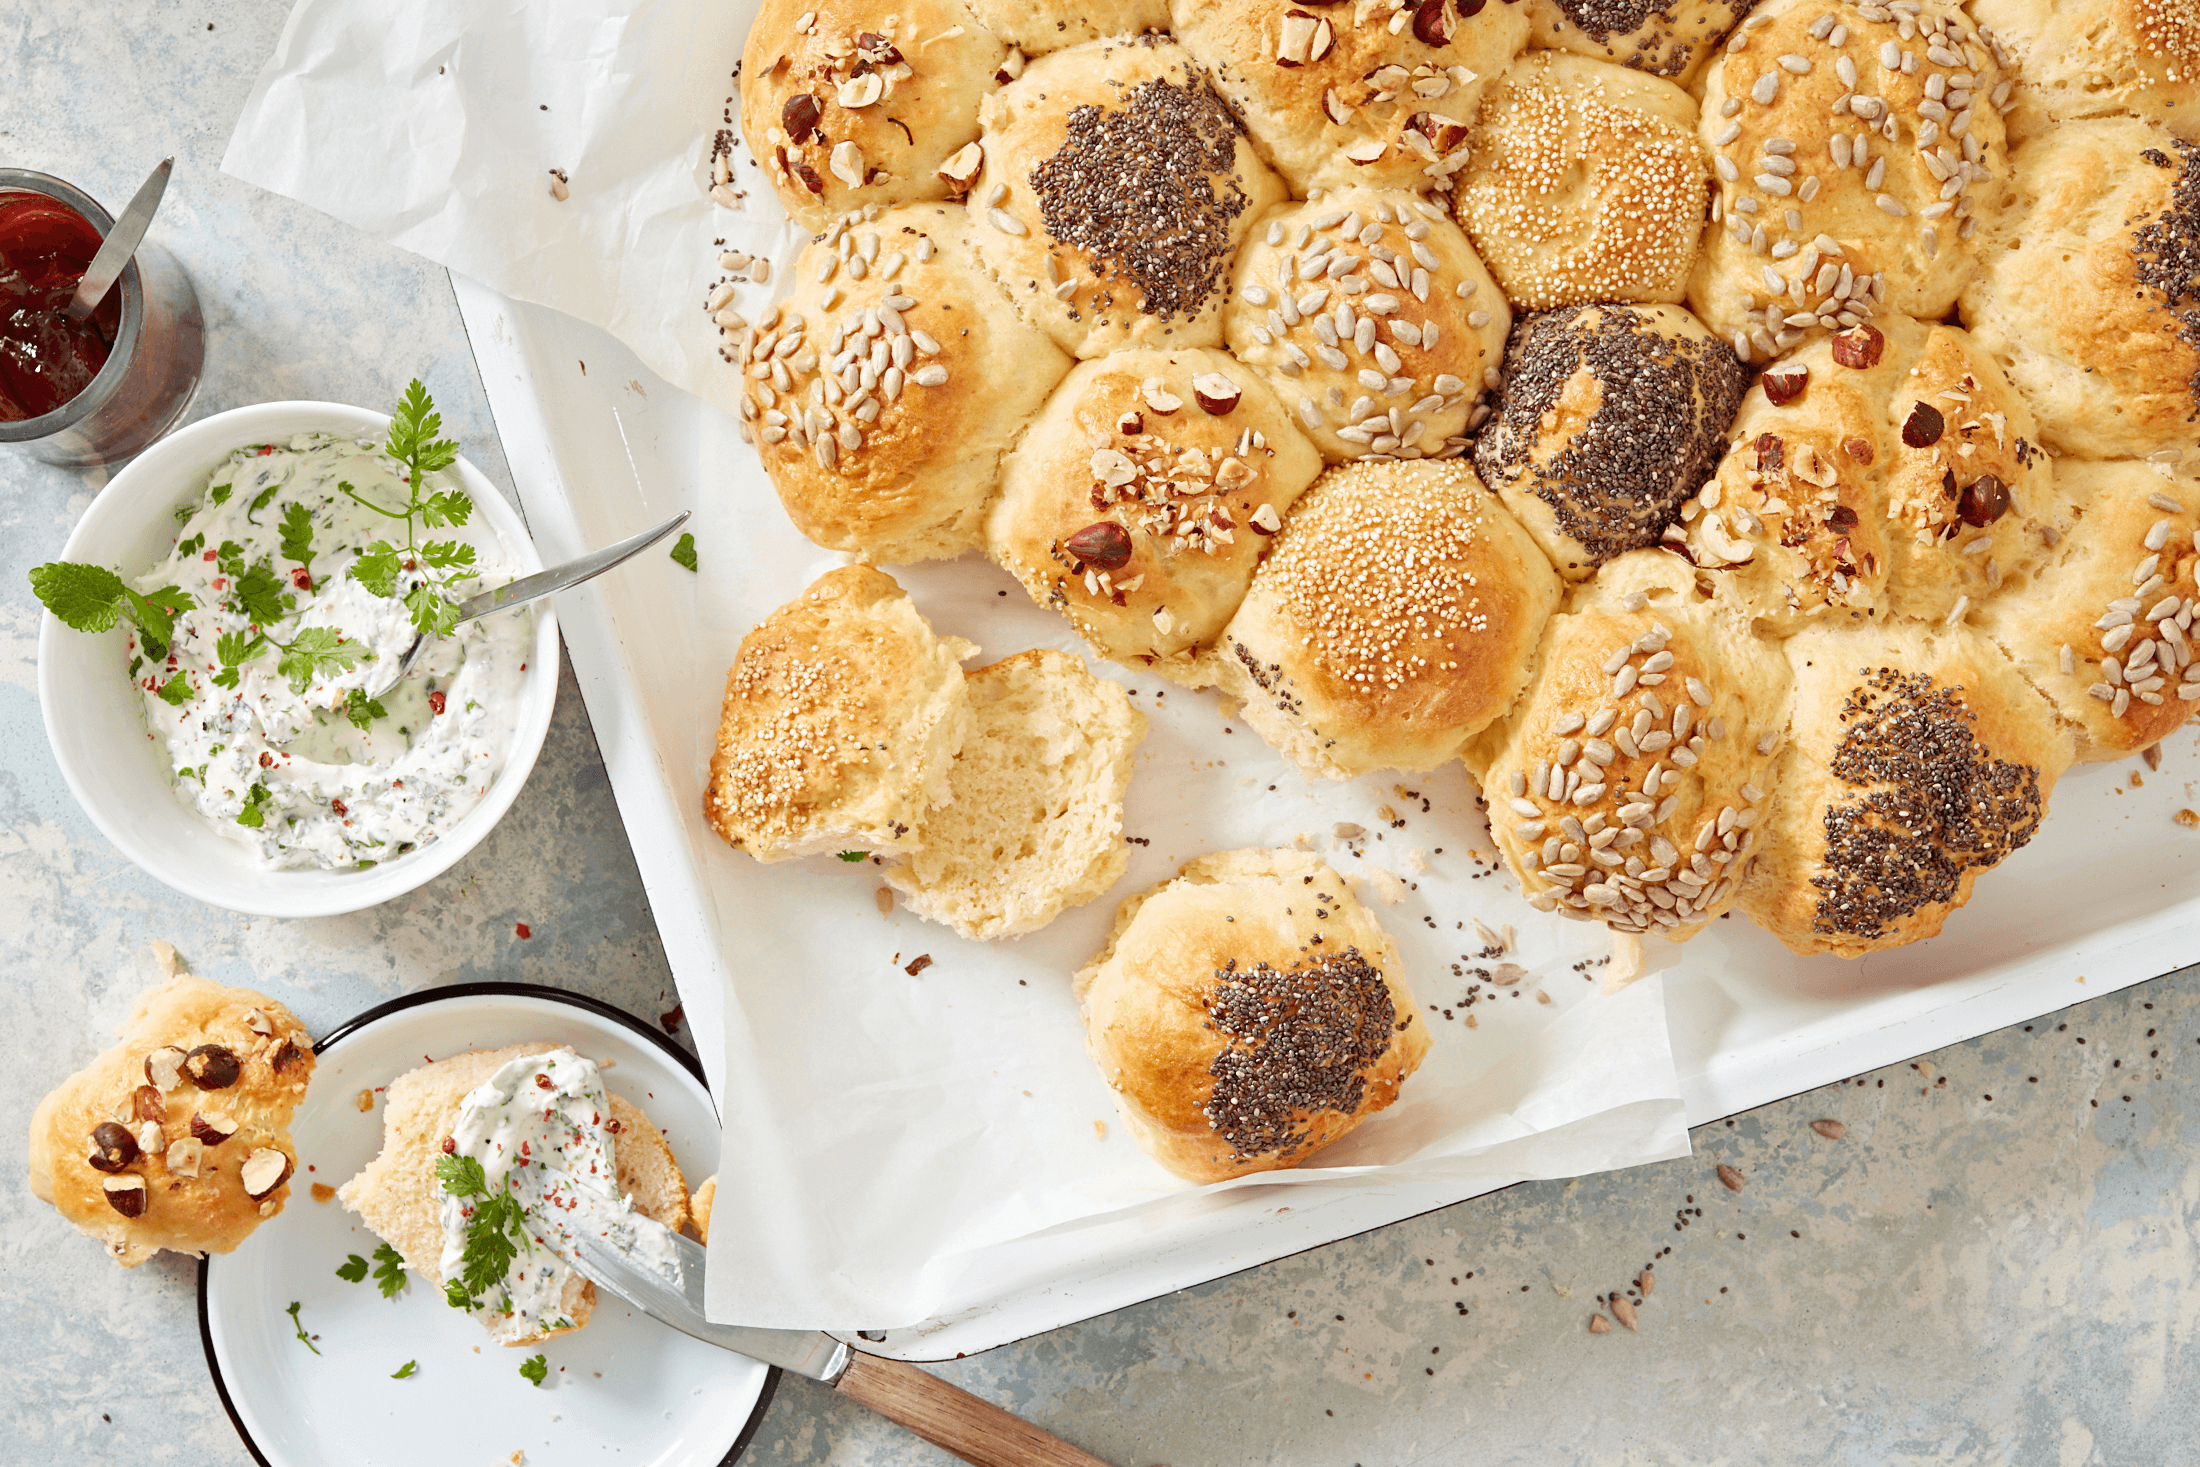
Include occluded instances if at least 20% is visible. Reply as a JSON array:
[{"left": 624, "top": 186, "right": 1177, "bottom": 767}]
[
  {"left": 234, "top": 562, "right": 292, "bottom": 627},
  {"left": 435, "top": 1153, "right": 488, "bottom": 1200},
  {"left": 670, "top": 532, "right": 698, "bottom": 572},
  {"left": 417, "top": 539, "right": 476, "bottom": 573},
  {"left": 343, "top": 687, "right": 388, "bottom": 733},
  {"left": 29, "top": 562, "right": 127, "bottom": 632},
  {"left": 421, "top": 489, "right": 472, "bottom": 529},
  {"left": 237, "top": 783, "right": 273, "bottom": 829},
  {"left": 336, "top": 1254, "right": 370, "bottom": 1283},
  {"left": 155, "top": 672, "right": 192, "bottom": 707},
  {"left": 519, "top": 1354, "right": 548, "bottom": 1387},
  {"left": 391, "top": 1360, "right": 419, "bottom": 1380},
  {"left": 286, "top": 1301, "right": 320, "bottom": 1355},
  {"left": 371, "top": 1242, "right": 408, "bottom": 1299},
  {"left": 275, "top": 626, "right": 360, "bottom": 694},
  {"left": 404, "top": 584, "right": 460, "bottom": 640},
  {"left": 279, "top": 500, "right": 317, "bottom": 573},
  {"left": 350, "top": 540, "right": 402, "bottom": 598}
]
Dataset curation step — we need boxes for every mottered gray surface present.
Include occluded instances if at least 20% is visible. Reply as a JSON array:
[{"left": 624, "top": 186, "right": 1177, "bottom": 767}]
[{"left": 8, "top": 4, "right": 2200, "bottom": 1465}]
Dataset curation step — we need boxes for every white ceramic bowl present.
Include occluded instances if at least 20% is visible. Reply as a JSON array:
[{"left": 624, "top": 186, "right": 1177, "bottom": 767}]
[{"left": 36, "top": 401, "right": 559, "bottom": 917}]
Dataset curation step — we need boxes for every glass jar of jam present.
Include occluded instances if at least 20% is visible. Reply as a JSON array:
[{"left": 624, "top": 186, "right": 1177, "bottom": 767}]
[{"left": 0, "top": 169, "right": 203, "bottom": 467}]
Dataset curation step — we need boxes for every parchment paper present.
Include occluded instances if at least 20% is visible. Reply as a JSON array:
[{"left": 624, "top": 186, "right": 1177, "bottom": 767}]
[{"left": 224, "top": 0, "right": 1698, "bottom": 1331}]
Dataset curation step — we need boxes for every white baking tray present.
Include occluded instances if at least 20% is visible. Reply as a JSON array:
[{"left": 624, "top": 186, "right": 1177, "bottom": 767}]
[{"left": 454, "top": 277, "right": 2200, "bottom": 1360}]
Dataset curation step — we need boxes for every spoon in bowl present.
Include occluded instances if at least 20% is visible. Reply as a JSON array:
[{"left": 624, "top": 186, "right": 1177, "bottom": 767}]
[
  {"left": 363, "top": 509, "right": 690, "bottom": 700},
  {"left": 66, "top": 158, "right": 173, "bottom": 322}
]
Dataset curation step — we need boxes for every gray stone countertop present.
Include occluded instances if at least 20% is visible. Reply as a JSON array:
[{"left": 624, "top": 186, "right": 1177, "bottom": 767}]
[{"left": 7, "top": 5, "right": 2200, "bottom": 1465}]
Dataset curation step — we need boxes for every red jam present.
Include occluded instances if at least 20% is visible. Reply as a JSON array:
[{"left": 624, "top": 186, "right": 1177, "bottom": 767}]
[{"left": 0, "top": 193, "right": 120, "bottom": 422}]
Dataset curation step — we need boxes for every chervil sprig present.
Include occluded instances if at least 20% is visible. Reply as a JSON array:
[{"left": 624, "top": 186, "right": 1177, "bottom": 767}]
[
  {"left": 435, "top": 1152, "right": 529, "bottom": 1313},
  {"left": 339, "top": 380, "right": 477, "bottom": 640}
]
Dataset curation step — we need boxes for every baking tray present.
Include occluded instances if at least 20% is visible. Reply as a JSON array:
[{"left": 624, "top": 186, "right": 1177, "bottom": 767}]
[{"left": 453, "top": 276, "right": 2200, "bottom": 1360}]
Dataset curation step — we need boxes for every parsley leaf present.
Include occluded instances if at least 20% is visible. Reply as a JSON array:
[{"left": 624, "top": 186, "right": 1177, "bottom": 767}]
[
  {"left": 417, "top": 538, "right": 476, "bottom": 573},
  {"left": 670, "top": 532, "right": 698, "bottom": 572},
  {"left": 210, "top": 482, "right": 232, "bottom": 507},
  {"left": 237, "top": 783, "right": 273, "bottom": 829},
  {"left": 155, "top": 672, "right": 193, "bottom": 707},
  {"left": 177, "top": 532, "right": 205, "bottom": 558},
  {"left": 434, "top": 1153, "right": 527, "bottom": 1312},
  {"left": 350, "top": 538, "right": 402, "bottom": 598},
  {"left": 274, "top": 625, "right": 361, "bottom": 694},
  {"left": 435, "top": 1153, "right": 488, "bottom": 1199},
  {"left": 217, "top": 540, "right": 247, "bottom": 581},
  {"left": 343, "top": 687, "right": 388, "bottom": 732},
  {"left": 422, "top": 489, "right": 473, "bottom": 529},
  {"left": 247, "top": 483, "right": 282, "bottom": 524},
  {"left": 837, "top": 851, "right": 867, "bottom": 863},
  {"left": 519, "top": 1354, "right": 549, "bottom": 1387},
  {"left": 336, "top": 1253, "right": 370, "bottom": 1283},
  {"left": 279, "top": 500, "right": 317, "bottom": 573},
  {"left": 391, "top": 1360, "right": 419, "bottom": 1380},
  {"left": 404, "top": 583, "right": 461, "bottom": 640},
  {"left": 234, "top": 562, "right": 292, "bottom": 627},
  {"left": 387, "top": 379, "right": 461, "bottom": 492},
  {"left": 286, "top": 1301, "right": 320, "bottom": 1355},
  {"left": 372, "top": 1242, "right": 408, "bottom": 1299}
]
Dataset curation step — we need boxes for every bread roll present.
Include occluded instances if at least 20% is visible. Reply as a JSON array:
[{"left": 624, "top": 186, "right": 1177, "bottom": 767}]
[
  {"left": 1212, "top": 459, "right": 1561, "bottom": 779},
  {"left": 1522, "top": 0, "right": 1753, "bottom": 88},
  {"left": 1475, "top": 303, "right": 1748, "bottom": 580},
  {"left": 1686, "top": 0, "right": 2012, "bottom": 363},
  {"left": 28, "top": 974, "right": 315, "bottom": 1267},
  {"left": 737, "top": 205, "right": 1072, "bottom": 563},
  {"left": 1739, "top": 622, "right": 2072, "bottom": 957},
  {"left": 969, "top": 37, "right": 1287, "bottom": 358},
  {"left": 1452, "top": 53, "right": 1710, "bottom": 309},
  {"left": 1469, "top": 553, "right": 1790, "bottom": 939},
  {"left": 337, "top": 1045, "right": 689, "bottom": 1348},
  {"left": 964, "top": 0, "right": 1168, "bottom": 56},
  {"left": 1075, "top": 849, "right": 1429, "bottom": 1184},
  {"left": 886, "top": 649, "right": 1148, "bottom": 938},
  {"left": 1221, "top": 187, "right": 1509, "bottom": 464},
  {"left": 1674, "top": 314, "right": 2053, "bottom": 636},
  {"left": 1976, "top": 461, "right": 2200, "bottom": 762},
  {"left": 986, "top": 348, "right": 1323, "bottom": 682},
  {"left": 740, "top": 0, "right": 1006, "bottom": 231},
  {"left": 1968, "top": 0, "right": 2200, "bottom": 144},
  {"left": 1959, "top": 120, "right": 2200, "bottom": 462},
  {"left": 1168, "top": 0, "right": 1530, "bottom": 194},
  {"left": 705, "top": 566, "right": 975, "bottom": 861}
]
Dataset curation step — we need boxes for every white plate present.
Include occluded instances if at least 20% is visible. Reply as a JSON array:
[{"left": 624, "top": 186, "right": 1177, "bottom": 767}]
[{"left": 199, "top": 984, "right": 776, "bottom": 1466}]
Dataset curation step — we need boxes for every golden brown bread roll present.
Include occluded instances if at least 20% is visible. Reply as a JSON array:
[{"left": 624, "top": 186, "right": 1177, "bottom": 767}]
[
  {"left": 740, "top": 0, "right": 1007, "bottom": 232},
  {"left": 1976, "top": 460, "right": 2200, "bottom": 762},
  {"left": 1968, "top": 0, "right": 2200, "bottom": 144},
  {"left": 1674, "top": 313, "right": 2053, "bottom": 636},
  {"left": 1739, "top": 621, "right": 2073, "bottom": 957},
  {"left": 1468, "top": 552, "right": 1790, "bottom": 939},
  {"left": 986, "top": 348, "right": 1323, "bottom": 683},
  {"left": 1168, "top": 0, "right": 1530, "bottom": 194},
  {"left": 736, "top": 205, "right": 1073, "bottom": 563},
  {"left": 1959, "top": 120, "right": 2200, "bottom": 463},
  {"left": 28, "top": 972, "right": 315, "bottom": 1267},
  {"left": 968, "top": 37, "right": 1288, "bottom": 359},
  {"left": 1521, "top": 0, "right": 1753, "bottom": 88},
  {"left": 1221, "top": 187, "right": 1509, "bottom": 464},
  {"left": 1686, "top": 0, "right": 2013, "bottom": 363},
  {"left": 704, "top": 566, "right": 975, "bottom": 861},
  {"left": 1451, "top": 53, "right": 1711, "bottom": 310},
  {"left": 1474, "top": 302, "right": 1749, "bottom": 580},
  {"left": 1211, "top": 459, "right": 1561, "bottom": 779},
  {"left": 1075, "top": 849, "right": 1429, "bottom": 1183}
]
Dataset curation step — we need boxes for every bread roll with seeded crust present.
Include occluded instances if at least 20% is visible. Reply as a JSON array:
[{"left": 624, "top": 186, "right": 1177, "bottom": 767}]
[
  {"left": 28, "top": 973, "right": 315, "bottom": 1268},
  {"left": 1975, "top": 461, "right": 2200, "bottom": 762},
  {"left": 1211, "top": 459, "right": 1561, "bottom": 780},
  {"left": 986, "top": 348, "right": 1323, "bottom": 683},
  {"left": 1958, "top": 120, "right": 2200, "bottom": 463},
  {"left": 1685, "top": 0, "right": 2012, "bottom": 365},
  {"left": 968, "top": 37, "right": 1287, "bottom": 359},
  {"left": 1221, "top": 187, "right": 1508, "bottom": 464},
  {"left": 742, "top": 206, "right": 1073, "bottom": 563},
  {"left": 704, "top": 566, "right": 976, "bottom": 861},
  {"left": 1168, "top": 0, "right": 1530, "bottom": 195},
  {"left": 1474, "top": 303, "right": 1749, "bottom": 580},
  {"left": 1451, "top": 54, "right": 1710, "bottom": 310},
  {"left": 1967, "top": 0, "right": 2200, "bottom": 144},
  {"left": 740, "top": 0, "right": 1006, "bottom": 232},
  {"left": 1675, "top": 313, "right": 2054, "bottom": 636},
  {"left": 1467, "top": 553, "right": 1790, "bottom": 941},
  {"left": 1075, "top": 848, "right": 1429, "bottom": 1184},
  {"left": 1522, "top": 0, "right": 1753, "bottom": 88},
  {"left": 1739, "top": 622, "right": 2072, "bottom": 958},
  {"left": 964, "top": 0, "right": 1169, "bottom": 56}
]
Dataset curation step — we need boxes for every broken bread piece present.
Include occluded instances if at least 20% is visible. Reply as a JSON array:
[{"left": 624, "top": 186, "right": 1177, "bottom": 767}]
[
  {"left": 705, "top": 565, "right": 977, "bottom": 862},
  {"left": 337, "top": 1044, "right": 689, "bottom": 1347},
  {"left": 887, "top": 648, "right": 1148, "bottom": 939}
]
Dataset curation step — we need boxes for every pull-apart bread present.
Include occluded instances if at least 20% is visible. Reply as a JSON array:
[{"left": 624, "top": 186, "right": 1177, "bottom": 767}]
[
  {"left": 1076, "top": 849, "right": 1429, "bottom": 1183},
  {"left": 1521, "top": 0, "right": 1754, "bottom": 87},
  {"left": 30, "top": 969, "right": 314, "bottom": 1267}
]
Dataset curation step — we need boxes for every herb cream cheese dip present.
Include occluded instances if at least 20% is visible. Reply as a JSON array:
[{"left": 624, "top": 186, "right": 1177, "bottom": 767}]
[{"left": 128, "top": 432, "right": 530, "bottom": 869}]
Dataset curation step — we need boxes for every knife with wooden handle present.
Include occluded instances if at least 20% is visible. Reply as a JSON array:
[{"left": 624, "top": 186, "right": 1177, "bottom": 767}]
[{"left": 542, "top": 1189, "right": 1115, "bottom": 1467}]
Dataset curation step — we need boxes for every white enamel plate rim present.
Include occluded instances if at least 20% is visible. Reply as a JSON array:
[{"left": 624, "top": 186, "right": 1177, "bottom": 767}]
[{"left": 197, "top": 983, "right": 775, "bottom": 1467}]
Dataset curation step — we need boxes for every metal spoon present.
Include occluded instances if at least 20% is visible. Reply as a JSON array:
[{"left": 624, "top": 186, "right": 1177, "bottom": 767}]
[
  {"left": 364, "top": 509, "right": 690, "bottom": 699},
  {"left": 66, "top": 158, "right": 173, "bottom": 322}
]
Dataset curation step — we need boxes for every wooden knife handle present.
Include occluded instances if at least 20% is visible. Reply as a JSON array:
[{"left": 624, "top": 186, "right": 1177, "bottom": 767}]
[{"left": 833, "top": 1351, "right": 1117, "bottom": 1467}]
